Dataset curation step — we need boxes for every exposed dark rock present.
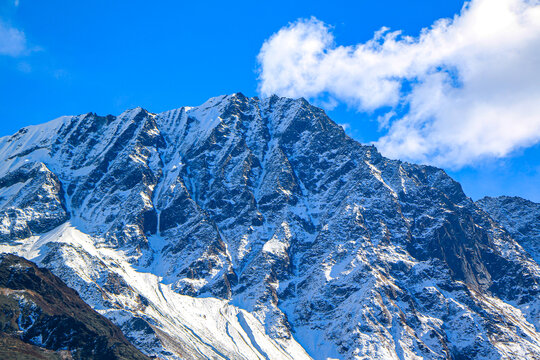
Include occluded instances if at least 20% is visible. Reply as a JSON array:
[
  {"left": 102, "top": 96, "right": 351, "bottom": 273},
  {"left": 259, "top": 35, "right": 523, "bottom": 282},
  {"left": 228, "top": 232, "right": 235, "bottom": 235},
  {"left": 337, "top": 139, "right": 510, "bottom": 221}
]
[{"left": 0, "top": 254, "right": 150, "bottom": 360}]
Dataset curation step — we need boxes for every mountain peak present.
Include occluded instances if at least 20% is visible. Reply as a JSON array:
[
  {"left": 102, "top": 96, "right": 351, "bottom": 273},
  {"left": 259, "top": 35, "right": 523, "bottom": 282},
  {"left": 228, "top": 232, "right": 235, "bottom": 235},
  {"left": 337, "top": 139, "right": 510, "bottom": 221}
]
[
  {"left": 0, "top": 95, "right": 539, "bottom": 359},
  {"left": 477, "top": 195, "right": 540, "bottom": 263}
]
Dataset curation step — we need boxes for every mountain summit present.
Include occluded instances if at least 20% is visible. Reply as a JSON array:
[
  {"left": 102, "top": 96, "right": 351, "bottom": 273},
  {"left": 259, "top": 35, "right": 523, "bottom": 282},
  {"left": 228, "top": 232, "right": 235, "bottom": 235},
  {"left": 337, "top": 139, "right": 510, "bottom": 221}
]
[{"left": 0, "top": 94, "right": 539, "bottom": 359}]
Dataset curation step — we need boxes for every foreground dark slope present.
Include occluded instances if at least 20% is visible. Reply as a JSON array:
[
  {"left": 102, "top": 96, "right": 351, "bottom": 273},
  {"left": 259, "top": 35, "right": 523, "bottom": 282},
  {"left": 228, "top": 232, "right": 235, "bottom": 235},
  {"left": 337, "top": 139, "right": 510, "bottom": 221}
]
[
  {"left": 0, "top": 93, "right": 539, "bottom": 359},
  {"left": 0, "top": 254, "right": 150, "bottom": 360}
]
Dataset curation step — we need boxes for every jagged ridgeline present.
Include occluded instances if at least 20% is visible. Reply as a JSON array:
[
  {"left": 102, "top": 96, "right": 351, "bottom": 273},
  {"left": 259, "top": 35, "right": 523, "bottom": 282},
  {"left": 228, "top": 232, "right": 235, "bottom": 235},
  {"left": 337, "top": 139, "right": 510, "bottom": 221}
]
[{"left": 0, "top": 93, "right": 539, "bottom": 359}]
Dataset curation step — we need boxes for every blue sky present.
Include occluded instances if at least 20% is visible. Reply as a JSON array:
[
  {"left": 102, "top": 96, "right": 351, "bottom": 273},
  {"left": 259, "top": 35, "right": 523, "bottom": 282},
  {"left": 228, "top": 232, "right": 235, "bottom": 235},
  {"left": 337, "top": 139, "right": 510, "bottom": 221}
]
[{"left": 1, "top": 0, "right": 539, "bottom": 201}]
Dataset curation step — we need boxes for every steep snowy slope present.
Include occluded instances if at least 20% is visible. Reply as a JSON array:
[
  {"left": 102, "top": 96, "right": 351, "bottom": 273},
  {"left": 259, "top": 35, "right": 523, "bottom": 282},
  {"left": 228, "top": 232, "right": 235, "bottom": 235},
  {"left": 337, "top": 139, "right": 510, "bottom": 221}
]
[
  {"left": 477, "top": 196, "right": 540, "bottom": 264},
  {"left": 0, "top": 223, "right": 310, "bottom": 359},
  {"left": 0, "top": 93, "right": 539, "bottom": 359}
]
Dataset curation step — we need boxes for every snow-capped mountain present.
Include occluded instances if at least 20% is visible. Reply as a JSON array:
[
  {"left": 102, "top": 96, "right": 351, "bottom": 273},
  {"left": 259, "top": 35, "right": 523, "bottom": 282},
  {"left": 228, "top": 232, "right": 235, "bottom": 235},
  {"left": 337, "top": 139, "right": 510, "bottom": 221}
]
[
  {"left": 0, "top": 93, "right": 539, "bottom": 359},
  {"left": 477, "top": 196, "right": 540, "bottom": 265}
]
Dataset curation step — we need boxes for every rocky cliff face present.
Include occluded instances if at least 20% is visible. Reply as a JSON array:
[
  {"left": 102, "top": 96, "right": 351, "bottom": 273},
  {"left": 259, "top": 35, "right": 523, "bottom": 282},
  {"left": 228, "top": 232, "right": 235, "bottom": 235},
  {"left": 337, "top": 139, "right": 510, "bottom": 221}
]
[
  {"left": 477, "top": 196, "right": 540, "bottom": 264},
  {"left": 0, "top": 253, "right": 150, "bottom": 360},
  {"left": 0, "top": 93, "right": 539, "bottom": 359}
]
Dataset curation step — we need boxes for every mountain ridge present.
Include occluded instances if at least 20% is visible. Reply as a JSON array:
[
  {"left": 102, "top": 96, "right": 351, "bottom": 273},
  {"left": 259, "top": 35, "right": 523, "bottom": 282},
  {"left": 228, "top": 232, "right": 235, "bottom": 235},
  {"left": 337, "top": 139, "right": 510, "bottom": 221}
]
[
  {"left": 477, "top": 195, "right": 540, "bottom": 264},
  {"left": 0, "top": 93, "right": 539, "bottom": 359}
]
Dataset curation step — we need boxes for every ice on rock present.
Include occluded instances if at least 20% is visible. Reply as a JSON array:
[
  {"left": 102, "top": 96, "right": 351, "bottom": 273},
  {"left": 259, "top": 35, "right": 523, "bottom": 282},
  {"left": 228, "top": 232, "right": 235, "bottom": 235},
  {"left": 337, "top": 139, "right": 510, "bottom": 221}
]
[{"left": 0, "top": 94, "right": 539, "bottom": 359}]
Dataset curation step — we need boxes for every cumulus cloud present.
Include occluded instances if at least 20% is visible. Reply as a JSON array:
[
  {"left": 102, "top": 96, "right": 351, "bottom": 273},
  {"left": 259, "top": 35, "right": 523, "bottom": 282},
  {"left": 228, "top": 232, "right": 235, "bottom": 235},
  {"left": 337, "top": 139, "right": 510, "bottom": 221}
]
[
  {"left": 0, "top": 20, "right": 28, "bottom": 57},
  {"left": 257, "top": 0, "right": 540, "bottom": 167}
]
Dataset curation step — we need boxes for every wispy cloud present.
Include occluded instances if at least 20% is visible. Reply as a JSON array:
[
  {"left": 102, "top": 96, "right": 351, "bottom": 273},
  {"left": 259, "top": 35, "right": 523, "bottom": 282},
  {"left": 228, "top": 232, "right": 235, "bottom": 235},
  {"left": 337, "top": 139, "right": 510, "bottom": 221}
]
[
  {"left": 0, "top": 20, "right": 28, "bottom": 57},
  {"left": 16, "top": 61, "right": 31, "bottom": 73},
  {"left": 257, "top": 0, "right": 540, "bottom": 168}
]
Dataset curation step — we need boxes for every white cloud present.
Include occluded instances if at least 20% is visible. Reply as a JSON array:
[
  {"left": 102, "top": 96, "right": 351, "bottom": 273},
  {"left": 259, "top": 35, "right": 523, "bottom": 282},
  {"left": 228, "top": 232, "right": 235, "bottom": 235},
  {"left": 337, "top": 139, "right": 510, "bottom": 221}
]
[
  {"left": 0, "top": 20, "right": 28, "bottom": 57},
  {"left": 339, "top": 122, "right": 351, "bottom": 132},
  {"left": 257, "top": 0, "right": 540, "bottom": 168}
]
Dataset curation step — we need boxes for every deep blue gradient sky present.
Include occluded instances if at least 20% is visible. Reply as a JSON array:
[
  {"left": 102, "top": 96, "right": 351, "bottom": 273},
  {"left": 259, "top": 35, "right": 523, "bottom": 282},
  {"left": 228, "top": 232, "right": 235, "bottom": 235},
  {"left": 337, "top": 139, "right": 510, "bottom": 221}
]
[{"left": 2, "top": 0, "right": 539, "bottom": 201}]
